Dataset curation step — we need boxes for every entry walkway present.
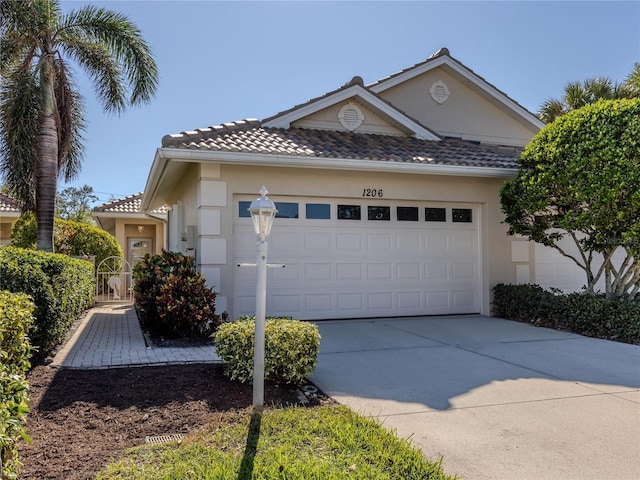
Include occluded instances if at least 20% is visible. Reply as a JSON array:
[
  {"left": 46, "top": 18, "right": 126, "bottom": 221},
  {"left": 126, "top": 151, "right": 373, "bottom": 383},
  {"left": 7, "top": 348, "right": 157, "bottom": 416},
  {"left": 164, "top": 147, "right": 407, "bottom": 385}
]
[{"left": 51, "top": 304, "right": 219, "bottom": 369}]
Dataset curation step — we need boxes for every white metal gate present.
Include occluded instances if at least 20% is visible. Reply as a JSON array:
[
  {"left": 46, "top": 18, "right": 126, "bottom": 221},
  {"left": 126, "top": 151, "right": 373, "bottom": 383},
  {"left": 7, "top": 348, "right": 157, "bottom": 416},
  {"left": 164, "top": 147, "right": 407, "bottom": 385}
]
[{"left": 96, "top": 256, "right": 133, "bottom": 303}]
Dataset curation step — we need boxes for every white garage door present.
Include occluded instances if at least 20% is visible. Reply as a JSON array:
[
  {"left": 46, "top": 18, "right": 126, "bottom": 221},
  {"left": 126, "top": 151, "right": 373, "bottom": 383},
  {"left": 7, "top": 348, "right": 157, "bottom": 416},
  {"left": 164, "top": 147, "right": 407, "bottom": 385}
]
[{"left": 233, "top": 197, "right": 481, "bottom": 320}]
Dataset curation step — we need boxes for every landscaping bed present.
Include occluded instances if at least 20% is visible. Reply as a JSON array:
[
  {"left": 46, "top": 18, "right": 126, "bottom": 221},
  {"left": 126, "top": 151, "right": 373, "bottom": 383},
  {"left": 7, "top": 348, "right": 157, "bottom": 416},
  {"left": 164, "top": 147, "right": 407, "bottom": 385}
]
[{"left": 19, "top": 363, "right": 325, "bottom": 480}]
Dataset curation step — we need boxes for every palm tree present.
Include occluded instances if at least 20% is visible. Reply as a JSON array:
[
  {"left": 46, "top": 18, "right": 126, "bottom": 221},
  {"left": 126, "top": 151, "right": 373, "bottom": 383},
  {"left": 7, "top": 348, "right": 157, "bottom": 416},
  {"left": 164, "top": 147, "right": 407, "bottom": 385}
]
[
  {"left": 0, "top": 0, "right": 158, "bottom": 251},
  {"left": 624, "top": 63, "right": 640, "bottom": 97},
  {"left": 538, "top": 77, "right": 628, "bottom": 123}
]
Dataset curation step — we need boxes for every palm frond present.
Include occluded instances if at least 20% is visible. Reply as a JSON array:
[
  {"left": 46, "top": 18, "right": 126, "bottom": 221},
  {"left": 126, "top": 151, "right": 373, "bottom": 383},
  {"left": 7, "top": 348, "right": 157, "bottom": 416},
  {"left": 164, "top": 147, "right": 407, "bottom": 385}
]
[
  {"left": 59, "top": 38, "right": 126, "bottom": 114},
  {"left": 538, "top": 98, "right": 566, "bottom": 123},
  {"left": 53, "top": 57, "right": 85, "bottom": 180},
  {"left": 624, "top": 63, "right": 640, "bottom": 97},
  {"left": 59, "top": 5, "right": 158, "bottom": 109},
  {"left": 0, "top": 66, "right": 40, "bottom": 210},
  {"left": 564, "top": 81, "right": 590, "bottom": 110}
]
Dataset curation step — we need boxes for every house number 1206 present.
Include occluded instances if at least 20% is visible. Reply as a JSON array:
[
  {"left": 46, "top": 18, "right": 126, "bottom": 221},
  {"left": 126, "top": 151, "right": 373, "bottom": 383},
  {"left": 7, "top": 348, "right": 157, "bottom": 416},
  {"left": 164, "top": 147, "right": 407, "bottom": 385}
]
[{"left": 362, "top": 188, "right": 383, "bottom": 198}]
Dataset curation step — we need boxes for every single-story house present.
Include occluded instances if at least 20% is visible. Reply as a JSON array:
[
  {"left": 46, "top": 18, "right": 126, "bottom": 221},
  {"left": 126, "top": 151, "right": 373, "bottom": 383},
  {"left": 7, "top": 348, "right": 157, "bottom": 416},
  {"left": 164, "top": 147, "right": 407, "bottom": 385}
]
[
  {"left": 0, "top": 192, "right": 21, "bottom": 246},
  {"left": 140, "top": 47, "right": 590, "bottom": 320},
  {"left": 92, "top": 192, "right": 167, "bottom": 268}
]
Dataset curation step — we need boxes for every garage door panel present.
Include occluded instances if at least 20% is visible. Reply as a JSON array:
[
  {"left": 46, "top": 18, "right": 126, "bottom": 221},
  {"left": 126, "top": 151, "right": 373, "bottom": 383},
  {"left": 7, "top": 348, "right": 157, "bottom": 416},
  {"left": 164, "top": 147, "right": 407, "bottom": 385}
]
[
  {"left": 337, "top": 263, "right": 362, "bottom": 280},
  {"left": 368, "top": 292, "right": 393, "bottom": 309},
  {"left": 425, "top": 232, "right": 449, "bottom": 252},
  {"left": 426, "top": 291, "right": 450, "bottom": 308},
  {"left": 453, "top": 290, "right": 476, "bottom": 308},
  {"left": 398, "top": 292, "right": 422, "bottom": 309},
  {"left": 367, "top": 263, "right": 393, "bottom": 280},
  {"left": 397, "top": 234, "right": 421, "bottom": 253},
  {"left": 452, "top": 262, "right": 476, "bottom": 279},
  {"left": 367, "top": 234, "right": 392, "bottom": 252},
  {"left": 305, "top": 294, "right": 333, "bottom": 313},
  {"left": 337, "top": 293, "right": 363, "bottom": 310},
  {"left": 304, "top": 232, "right": 332, "bottom": 250},
  {"left": 397, "top": 263, "right": 421, "bottom": 280},
  {"left": 336, "top": 233, "right": 362, "bottom": 250},
  {"left": 425, "top": 262, "right": 448, "bottom": 280},
  {"left": 271, "top": 294, "right": 300, "bottom": 314},
  {"left": 304, "top": 263, "right": 333, "bottom": 281}
]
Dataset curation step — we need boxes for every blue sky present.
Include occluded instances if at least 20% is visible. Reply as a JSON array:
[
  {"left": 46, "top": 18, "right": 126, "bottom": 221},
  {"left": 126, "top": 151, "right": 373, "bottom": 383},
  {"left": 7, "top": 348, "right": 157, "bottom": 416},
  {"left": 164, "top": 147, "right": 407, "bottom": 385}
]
[{"left": 58, "top": 0, "right": 640, "bottom": 204}]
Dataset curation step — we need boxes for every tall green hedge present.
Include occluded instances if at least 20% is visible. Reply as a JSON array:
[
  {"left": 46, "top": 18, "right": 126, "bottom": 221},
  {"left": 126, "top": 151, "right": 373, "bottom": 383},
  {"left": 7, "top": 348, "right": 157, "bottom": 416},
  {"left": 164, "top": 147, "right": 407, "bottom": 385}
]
[
  {"left": 10, "top": 213, "right": 122, "bottom": 269},
  {"left": 492, "top": 284, "right": 640, "bottom": 344},
  {"left": 0, "top": 291, "right": 34, "bottom": 479},
  {"left": 0, "top": 247, "right": 94, "bottom": 357}
]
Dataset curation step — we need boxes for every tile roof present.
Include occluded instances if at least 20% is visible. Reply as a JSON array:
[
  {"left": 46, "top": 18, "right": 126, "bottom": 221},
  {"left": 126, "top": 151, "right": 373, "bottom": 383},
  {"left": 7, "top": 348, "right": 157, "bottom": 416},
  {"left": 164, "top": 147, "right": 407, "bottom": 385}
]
[
  {"left": 0, "top": 192, "right": 21, "bottom": 213},
  {"left": 162, "top": 120, "right": 521, "bottom": 169},
  {"left": 93, "top": 192, "right": 168, "bottom": 215}
]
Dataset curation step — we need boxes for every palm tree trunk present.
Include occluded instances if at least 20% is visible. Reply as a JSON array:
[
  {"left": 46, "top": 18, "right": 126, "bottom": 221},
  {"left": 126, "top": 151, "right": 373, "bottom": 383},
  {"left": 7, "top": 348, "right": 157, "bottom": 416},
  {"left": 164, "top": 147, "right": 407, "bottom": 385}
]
[
  {"left": 36, "top": 56, "right": 58, "bottom": 252},
  {"left": 36, "top": 113, "right": 58, "bottom": 251}
]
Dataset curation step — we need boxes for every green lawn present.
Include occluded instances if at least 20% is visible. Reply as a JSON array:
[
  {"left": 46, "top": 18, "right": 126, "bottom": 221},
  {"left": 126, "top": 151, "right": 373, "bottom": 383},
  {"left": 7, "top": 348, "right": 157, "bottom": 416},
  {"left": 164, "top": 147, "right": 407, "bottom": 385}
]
[{"left": 97, "top": 404, "right": 456, "bottom": 480}]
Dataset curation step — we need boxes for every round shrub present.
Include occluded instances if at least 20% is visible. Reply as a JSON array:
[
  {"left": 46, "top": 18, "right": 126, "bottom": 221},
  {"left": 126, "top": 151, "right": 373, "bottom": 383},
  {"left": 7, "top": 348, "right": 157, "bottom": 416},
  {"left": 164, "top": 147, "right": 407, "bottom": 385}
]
[
  {"left": 132, "top": 251, "right": 222, "bottom": 338},
  {"left": 213, "top": 317, "right": 320, "bottom": 385},
  {"left": 11, "top": 213, "right": 122, "bottom": 269}
]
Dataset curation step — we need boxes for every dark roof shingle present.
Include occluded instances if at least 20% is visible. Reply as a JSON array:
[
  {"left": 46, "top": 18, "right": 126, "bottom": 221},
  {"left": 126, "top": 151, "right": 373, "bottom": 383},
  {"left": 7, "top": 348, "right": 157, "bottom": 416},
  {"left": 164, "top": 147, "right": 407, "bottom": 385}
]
[
  {"left": 162, "top": 122, "right": 521, "bottom": 169},
  {"left": 93, "top": 192, "right": 167, "bottom": 215},
  {"left": 0, "top": 192, "right": 21, "bottom": 213}
]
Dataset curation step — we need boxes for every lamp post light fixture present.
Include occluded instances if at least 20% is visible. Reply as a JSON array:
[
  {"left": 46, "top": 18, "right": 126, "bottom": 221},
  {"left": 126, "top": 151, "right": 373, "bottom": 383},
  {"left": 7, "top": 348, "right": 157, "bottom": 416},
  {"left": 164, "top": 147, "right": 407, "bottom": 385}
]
[{"left": 248, "top": 186, "right": 277, "bottom": 411}]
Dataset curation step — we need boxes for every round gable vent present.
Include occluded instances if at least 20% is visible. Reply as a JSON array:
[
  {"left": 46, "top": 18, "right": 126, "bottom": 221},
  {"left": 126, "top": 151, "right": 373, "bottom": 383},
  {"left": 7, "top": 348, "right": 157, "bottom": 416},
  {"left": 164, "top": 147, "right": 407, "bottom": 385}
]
[
  {"left": 429, "top": 80, "right": 450, "bottom": 104},
  {"left": 338, "top": 102, "right": 364, "bottom": 131}
]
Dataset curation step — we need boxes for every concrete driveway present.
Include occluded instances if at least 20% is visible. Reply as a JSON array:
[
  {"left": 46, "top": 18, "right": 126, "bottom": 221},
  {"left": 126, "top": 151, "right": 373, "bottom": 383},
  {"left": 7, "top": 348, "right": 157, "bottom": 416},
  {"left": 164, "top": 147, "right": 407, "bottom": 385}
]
[{"left": 309, "top": 315, "right": 640, "bottom": 480}]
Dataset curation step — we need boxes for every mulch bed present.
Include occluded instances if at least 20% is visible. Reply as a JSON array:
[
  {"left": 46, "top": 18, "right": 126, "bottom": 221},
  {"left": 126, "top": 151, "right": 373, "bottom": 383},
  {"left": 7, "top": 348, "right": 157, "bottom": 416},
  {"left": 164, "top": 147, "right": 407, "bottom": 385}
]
[{"left": 19, "top": 363, "right": 329, "bottom": 480}]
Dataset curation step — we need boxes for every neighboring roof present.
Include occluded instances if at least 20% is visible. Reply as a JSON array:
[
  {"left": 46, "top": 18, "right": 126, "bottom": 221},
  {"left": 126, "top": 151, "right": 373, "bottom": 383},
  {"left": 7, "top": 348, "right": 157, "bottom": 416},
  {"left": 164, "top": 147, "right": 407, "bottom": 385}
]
[
  {"left": 93, "top": 192, "right": 167, "bottom": 215},
  {"left": 161, "top": 120, "right": 521, "bottom": 169},
  {"left": 0, "top": 192, "right": 21, "bottom": 213}
]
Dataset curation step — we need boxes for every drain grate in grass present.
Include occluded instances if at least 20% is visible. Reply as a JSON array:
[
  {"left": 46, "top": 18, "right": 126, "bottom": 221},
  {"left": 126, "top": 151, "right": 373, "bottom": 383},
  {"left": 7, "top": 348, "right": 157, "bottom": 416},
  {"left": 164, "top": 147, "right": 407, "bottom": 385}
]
[{"left": 145, "top": 434, "right": 184, "bottom": 445}]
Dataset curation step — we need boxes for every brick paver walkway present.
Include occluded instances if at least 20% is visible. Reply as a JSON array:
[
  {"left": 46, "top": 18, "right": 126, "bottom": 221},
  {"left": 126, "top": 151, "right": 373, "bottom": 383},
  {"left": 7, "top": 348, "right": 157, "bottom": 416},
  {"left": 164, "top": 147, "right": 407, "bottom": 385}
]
[{"left": 51, "top": 305, "right": 219, "bottom": 369}]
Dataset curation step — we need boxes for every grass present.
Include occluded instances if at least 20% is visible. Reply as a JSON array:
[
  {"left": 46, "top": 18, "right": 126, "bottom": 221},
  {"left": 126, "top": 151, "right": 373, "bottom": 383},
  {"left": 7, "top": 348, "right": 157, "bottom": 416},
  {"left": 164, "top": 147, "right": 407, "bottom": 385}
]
[{"left": 96, "top": 404, "right": 456, "bottom": 480}]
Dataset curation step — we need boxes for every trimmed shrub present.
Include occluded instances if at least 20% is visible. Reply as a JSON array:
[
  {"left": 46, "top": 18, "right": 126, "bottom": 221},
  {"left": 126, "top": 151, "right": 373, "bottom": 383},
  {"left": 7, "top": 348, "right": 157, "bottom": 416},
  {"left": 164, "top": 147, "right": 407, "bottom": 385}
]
[
  {"left": 491, "top": 283, "right": 560, "bottom": 328},
  {"left": 562, "top": 293, "right": 640, "bottom": 343},
  {"left": 11, "top": 213, "right": 122, "bottom": 269},
  {"left": 213, "top": 317, "right": 321, "bottom": 385},
  {"left": 492, "top": 284, "right": 640, "bottom": 344},
  {"left": 0, "top": 247, "right": 94, "bottom": 357},
  {"left": 0, "top": 291, "right": 35, "bottom": 479},
  {"left": 132, "top": 251, "right": 222, "bottom": 338}
]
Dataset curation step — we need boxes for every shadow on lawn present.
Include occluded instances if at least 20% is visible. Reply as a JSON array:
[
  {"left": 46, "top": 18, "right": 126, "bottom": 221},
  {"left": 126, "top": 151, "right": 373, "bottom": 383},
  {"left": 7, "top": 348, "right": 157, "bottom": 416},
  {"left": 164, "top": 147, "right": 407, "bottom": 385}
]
[{"left": 238, "top": 412, "right": 262, "bottom": 480}]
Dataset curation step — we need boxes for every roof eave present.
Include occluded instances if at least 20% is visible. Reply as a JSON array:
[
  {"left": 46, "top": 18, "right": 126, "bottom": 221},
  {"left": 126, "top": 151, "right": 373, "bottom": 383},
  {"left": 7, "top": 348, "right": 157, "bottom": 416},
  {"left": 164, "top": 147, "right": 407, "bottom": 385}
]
[{"left": 155, "top": 147, "right": 517, "bottom": 178}]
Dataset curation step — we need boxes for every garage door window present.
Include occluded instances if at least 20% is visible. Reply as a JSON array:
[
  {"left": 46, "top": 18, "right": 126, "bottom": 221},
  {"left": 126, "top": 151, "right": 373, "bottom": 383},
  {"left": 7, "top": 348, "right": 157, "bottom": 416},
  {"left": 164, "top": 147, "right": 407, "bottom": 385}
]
[
  {"left": 275, "top": 202, "right": 299, "bottom": 219},
  {"left": 397, "top": 206, "right": 418, "bottom": 221},
  {"left": 425, "top": 207, "right": 446, "bottom": 222},
  {"left": 238, "top": 201, "right": 251, "bottom": 217},
  {"left": 368, "top": 206, "right": 390, "bottom": 221},
  {"left": 306, "top": 203, "right": 331, "bottom": 219},
  {"left": 452, "top": 208, "right": 472, "bottom": 223},
  {"left": 338, "top": 205, "right": 361, "bottom": 220}
]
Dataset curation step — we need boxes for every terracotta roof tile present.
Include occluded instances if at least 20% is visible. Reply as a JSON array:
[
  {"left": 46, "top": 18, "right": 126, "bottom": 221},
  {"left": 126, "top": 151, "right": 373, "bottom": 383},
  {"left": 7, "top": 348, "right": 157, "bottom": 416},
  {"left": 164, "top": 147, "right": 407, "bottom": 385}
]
[
  {"left": 93, "top": 192, "right": 168, "bottom": 215},
  {"left": 162, "top": 122, "right": 521, "bottom": 169},
  {"left": 0, "top": 192, "right": 21, "bottom": 213}
]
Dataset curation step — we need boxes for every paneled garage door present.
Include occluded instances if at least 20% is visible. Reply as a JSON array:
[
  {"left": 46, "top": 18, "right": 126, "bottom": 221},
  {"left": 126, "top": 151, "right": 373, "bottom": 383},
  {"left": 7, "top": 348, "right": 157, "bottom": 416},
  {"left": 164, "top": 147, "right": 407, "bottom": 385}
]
[{"left": 233, "top": 197, "right": 481, "bottom": 320}]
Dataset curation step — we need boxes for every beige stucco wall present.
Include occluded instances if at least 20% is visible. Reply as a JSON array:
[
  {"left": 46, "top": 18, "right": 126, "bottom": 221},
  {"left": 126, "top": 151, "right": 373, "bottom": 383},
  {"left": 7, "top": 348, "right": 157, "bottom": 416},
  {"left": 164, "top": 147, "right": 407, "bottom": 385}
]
[
  {"left": 292, "top": 99, "right": 407, "bottom": 136},
  {"left": 378, "top": 68, "right": 536, "bottom": 146},
  {"left": 187, "top": 162, "right": 520, "bottom": 317},
  {"left": 112, "top": 218, "right": 165, "bottom": 267}
]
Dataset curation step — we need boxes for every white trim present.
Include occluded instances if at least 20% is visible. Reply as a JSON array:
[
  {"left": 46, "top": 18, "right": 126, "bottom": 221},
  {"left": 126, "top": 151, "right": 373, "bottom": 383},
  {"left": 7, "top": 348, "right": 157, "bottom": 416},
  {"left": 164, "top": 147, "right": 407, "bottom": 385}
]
[
  {"left": 156, "top": 147, "right": 515, "bottom": 177},
  {"left": 369, "top": 56, "right": 545, "bottom": 131},
  {"left": 263, "top": 84, "right": 440, "bottom": 141}
]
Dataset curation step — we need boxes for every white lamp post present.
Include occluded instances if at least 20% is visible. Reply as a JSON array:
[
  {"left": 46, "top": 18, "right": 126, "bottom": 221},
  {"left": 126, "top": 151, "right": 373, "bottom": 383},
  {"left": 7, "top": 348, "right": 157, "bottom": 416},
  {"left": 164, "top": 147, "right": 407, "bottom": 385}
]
[{"left": 248, "top": 186, "right": 277, "bottom": 410}]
